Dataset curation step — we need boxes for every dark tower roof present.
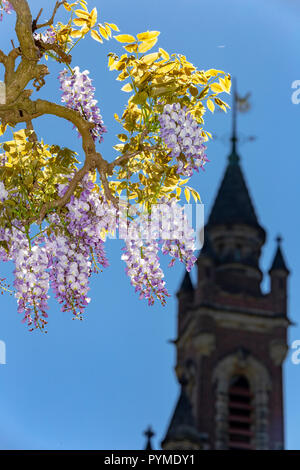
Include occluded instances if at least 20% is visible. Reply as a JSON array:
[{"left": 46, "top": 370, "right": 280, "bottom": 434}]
[
  {"left": 161, "top": 377, "right": 203, "bottom": 446},
  {"left": 207, "top": 151, "right": 264, "bottom": 234},
  {"left": 177, "top": 271, "right": 194, "bottom": 294},
  {"left": 269, "top": 236, "right": 289, "bottom": 273}
]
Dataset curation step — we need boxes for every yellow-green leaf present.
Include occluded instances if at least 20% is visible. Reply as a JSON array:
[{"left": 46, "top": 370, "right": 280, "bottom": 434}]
[
  {"left": 91, "top": 30, "right": 103, "bottom": 43},
  {"left": 137, "top": 31, "right": 160, "bottom": 41},
  {"left": 184, "top": 187, "right": 190, "bottom": 203},
  {"left": 207, "top": 99, "right": 215, "bottom": 113},
  {"left": 141, "top": 52, "right": 159, "bottom": 65},
  {"left": 138, "top": 38, "right": 157, "bottom": 53},
  {"left": 117, "top": 134, "right": 128, "bottom": 142},
  {"left": 71, "top": 29, "right": 83, "bottom": 38},
  {"left": 159, "top": 47, "right": 169, "bottom": 60},
  {"left": 74, "top": 9, "right": 90, "bottom": 18},
  {"left": 210, "top": 82, "right": 223, "bottom": 94},
  {"left": 79, "top": 1, "right": 88, "bottom": 11},
  {"left": 63, "top": 2, "right": 72, "bottom": 11},
  {"left": 114, "top": 34, "right": 136, "bottom": 43},
  {"left": 89, "top": 8, "right": 98, "bottom": 28},
  {"left": 73, "top": 18, "right": 87, "bottom": 26},
  {"left": 124, "top": 43, "right": 138, "bottom": 53},
  {"left": 0, "top": 124, "right": 7, "bottom": 136},
  {"left": 131, "top": 91, "right": 148, "bottom": 105},
  {"left": 99, "top": 25, "right": 109, "bottom": 40},
  {"left": 107, "top": 23, "right": 120, "bottom": 32},
  {"left": 156, "top": 62, "right": 176, "bottom": 75},
  {"left": 121, "top": 83, "right": 133, "bottom": 92}
]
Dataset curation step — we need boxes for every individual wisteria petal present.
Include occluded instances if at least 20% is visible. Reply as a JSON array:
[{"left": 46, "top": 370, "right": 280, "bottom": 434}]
[
  {"left": 58, "top": 66, "right": 107, "bottom": 143},
  {"left": 158, "top": 103, "right": 208, "bottom": 176},
  {"left": 0, "top": 0, "right": 13, "bottom": 21}
]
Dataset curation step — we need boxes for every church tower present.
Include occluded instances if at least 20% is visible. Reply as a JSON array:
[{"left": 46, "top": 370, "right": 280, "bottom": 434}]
[{"left": 161, "top": 89, "right": 290, "bottom": 450}]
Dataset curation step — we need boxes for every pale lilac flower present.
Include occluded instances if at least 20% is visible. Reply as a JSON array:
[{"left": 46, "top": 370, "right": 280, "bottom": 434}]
[
  {"left": 158, "top": 103, "right": 208, "bottom": 176},
  {"left": 0, "top": 0, "right": 13, "bottom": 21},
  {"left": 33, "top": 28, "right": 56, "bottom": 44},
  {"left": 58, "top": 66, "right": 106, "bottom": 143}
]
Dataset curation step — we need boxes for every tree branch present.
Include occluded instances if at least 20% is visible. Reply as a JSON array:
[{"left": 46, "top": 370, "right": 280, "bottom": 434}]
[{"left": 33, "top": 1, "right": 65, "bottom": 31}]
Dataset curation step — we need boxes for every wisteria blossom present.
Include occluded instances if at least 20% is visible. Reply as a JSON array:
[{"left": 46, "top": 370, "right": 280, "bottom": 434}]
[
  {"left": 158, "top": 103, "right": 208, "bottom": 176},
  {"left": 121, "top": 224, "right": 170, "bottom": 306},
  {"left": 0, "top": 0, "right": 13, "bottom": 21},
  {"left": 121, "top": 197, "right": 197, "bottom": 305},
  {"left": 33, "top": 27, "right": 56, "bottom": 44},
  {"left": 58, "top": 66, "right": 107, "bottom": 143}
]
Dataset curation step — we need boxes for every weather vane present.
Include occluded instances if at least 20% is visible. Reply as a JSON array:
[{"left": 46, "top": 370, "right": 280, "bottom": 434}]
[{"left": 213, "top": 77, "right": 256, "bottom": 150}]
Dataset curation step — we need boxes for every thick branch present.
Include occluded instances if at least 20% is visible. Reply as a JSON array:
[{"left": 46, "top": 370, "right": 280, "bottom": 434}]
[{"left": 10, "top": 0, "right": 38, "bottom": 60}]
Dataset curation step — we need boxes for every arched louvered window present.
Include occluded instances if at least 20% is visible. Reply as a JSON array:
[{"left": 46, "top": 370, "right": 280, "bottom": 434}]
[{"left": 228, "top": 375, "right": 253, "bottom": 450}]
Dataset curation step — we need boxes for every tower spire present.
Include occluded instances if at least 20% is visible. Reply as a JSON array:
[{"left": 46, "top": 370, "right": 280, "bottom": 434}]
[{"left": 229, "top": 77, "right": 239, "bottom": 164}]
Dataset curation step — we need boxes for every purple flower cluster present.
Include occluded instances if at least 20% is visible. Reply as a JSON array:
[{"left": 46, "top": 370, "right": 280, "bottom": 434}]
[
  {"left": 14, "top": 241, "right": 50, "bottom": 331},
  {"left": 0, "top": 176, "right": 198, "bottom": 327},
  {"left": 58, "top": 66, "right": 107, "bottom": 144},
  {"left": 0, "top": 221, "right": 50, "bottom": 330},
  {"left": 158, "top": 103, "right": 208, "bottom": 176},
  {"left": 151, "top": 197, "right": 197, "bottom": 272},
  {"left": 0, "top": 0, "right": 13, "bottom": 21},
  {"left": 33, "top": 28, "right": 56, "bottom": 44},
  {"left": 45, "top": 232, "right": 92, "bottom": 317},
  {"left": 121, "top": 231, "right": 169, "bottom": 306},
  {"left": 159, "top": 199, "right": 197, "bottom": 272},
  {"left": 121, "top": 197, "right": 197, "bottom": 305},
  {"left": 43, "top": 175, "right": 115, "bottom": 317}
]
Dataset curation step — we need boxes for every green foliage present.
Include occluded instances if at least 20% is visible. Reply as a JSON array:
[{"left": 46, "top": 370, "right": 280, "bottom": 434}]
[{"left": 0, "top": 129, "right": 79, "bottom": 227}]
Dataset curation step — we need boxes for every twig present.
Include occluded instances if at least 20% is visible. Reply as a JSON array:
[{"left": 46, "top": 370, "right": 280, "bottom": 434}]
[{"left": 33, "top": 1, "right": 65, "bottom": 31}]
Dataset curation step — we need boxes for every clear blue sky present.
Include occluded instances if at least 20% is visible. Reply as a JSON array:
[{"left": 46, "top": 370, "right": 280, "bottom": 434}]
[{"left": 0, "top": 0, "right": 299, "bottom": 450}]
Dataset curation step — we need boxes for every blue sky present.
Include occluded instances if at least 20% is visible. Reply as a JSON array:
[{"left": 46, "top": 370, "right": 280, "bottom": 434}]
[{"left": 0, "top": 0, "right": 299, "bottom": 450}]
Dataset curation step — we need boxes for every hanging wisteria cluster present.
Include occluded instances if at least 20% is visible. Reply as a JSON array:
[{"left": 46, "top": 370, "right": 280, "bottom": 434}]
[
  {"left": 121, "top": 197, "right": 197, "bottom": 306},
  {"left": 158, "top": 103, "right": 208, "bottom": 176},
  {"left": 58, "top": 66, "right": 107, "bottom": 144}
]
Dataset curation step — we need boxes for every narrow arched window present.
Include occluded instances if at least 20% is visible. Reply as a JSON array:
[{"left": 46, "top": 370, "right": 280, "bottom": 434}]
[{"left": 228, "top": 375, "right": 253, "bottom": 450}]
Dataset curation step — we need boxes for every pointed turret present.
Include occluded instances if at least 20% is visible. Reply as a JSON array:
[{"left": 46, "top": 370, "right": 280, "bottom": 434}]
[
  {"left": 269, "top": 236, "right": 289, "bottom": 273},
  {"left": 177, "top": 271, "right": 194, "bottom": 293},
  {"left": 269, "top": 236, "right": 289, "bottom": 314},
  {"left": 161, "top": 377, "right": 206, "bottom": 450}
]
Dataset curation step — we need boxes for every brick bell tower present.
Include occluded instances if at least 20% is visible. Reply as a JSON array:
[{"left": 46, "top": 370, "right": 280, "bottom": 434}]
[{"left": 161, "top": 88, "right": 290, "bottom": 451}]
